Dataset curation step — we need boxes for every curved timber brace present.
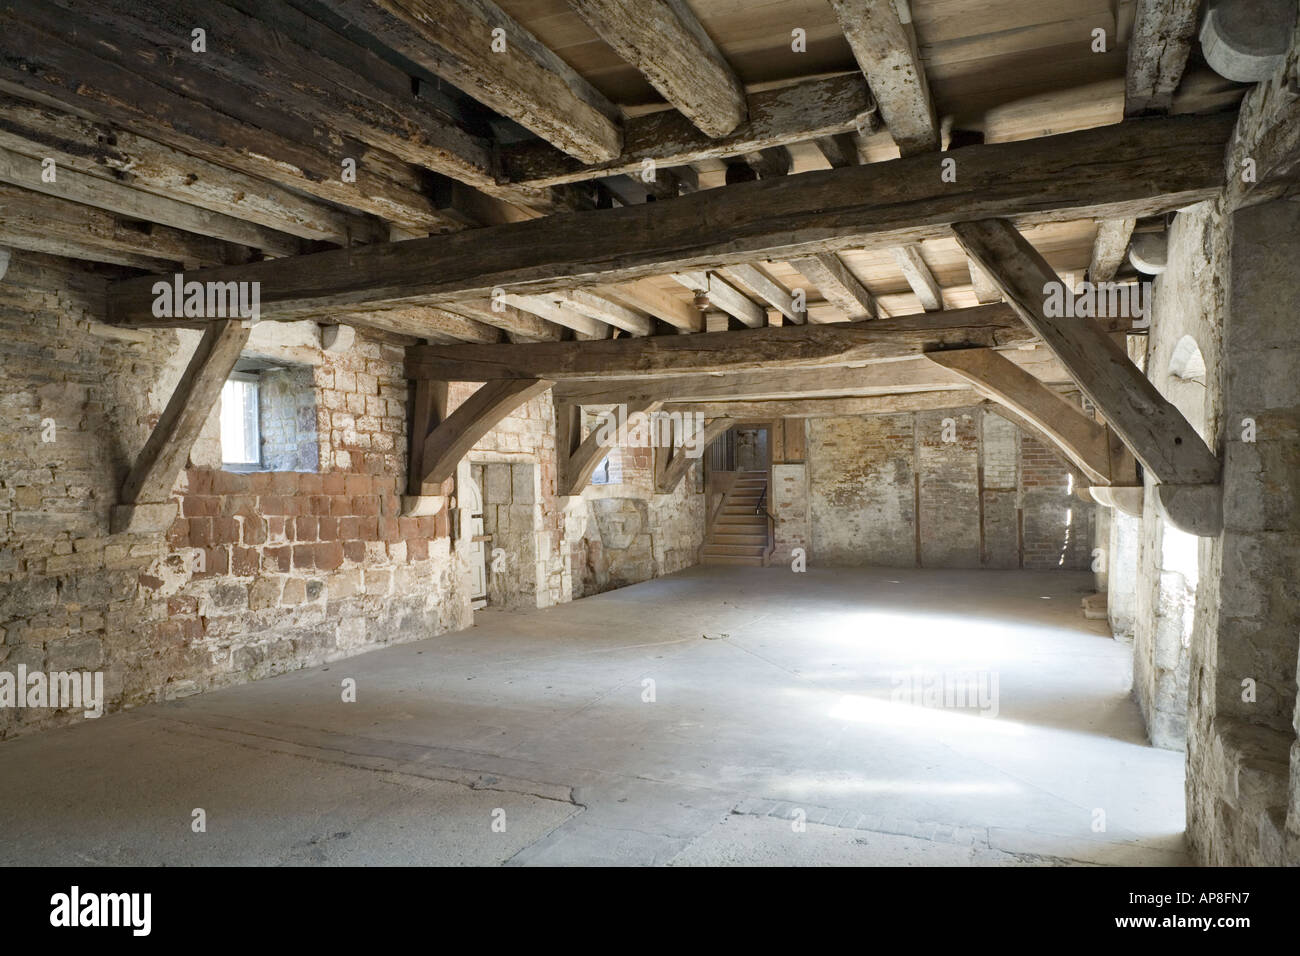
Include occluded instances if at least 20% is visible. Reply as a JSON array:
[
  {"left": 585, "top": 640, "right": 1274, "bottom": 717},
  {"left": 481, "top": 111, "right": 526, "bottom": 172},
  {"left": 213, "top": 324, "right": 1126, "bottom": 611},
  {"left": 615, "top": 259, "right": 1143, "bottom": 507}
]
[
  {"left": 952, "top": 218, "right": 1221, "bottom": 535},
  {"left": 555, "top": 398, "right": 663, "bottom": 496},
  {"left": 655, "top": 417, "right": 735, "bottom": 494},
  {"left": 407, "top": 378, "right": 553, "bottom": 512}
]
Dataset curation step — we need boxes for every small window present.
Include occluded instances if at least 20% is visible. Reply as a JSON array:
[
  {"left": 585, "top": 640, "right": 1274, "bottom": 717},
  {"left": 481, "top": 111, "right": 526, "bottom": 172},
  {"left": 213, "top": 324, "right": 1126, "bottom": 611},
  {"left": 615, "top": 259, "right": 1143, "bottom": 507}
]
[
  {"left": 220, "top": 374, "right": 260, "bottom": 467},
  {"left": 591, "top": 454, "right": 612, "bottom": 485},
  {"left": 590, "top": 452, "right": 622, "bottom": 486}
]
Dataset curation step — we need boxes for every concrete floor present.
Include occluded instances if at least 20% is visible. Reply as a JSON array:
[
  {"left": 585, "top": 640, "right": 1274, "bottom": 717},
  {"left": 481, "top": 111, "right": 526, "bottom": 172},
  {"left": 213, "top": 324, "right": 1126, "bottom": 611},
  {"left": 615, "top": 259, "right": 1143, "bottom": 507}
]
[{"left": 0, "top": 567, "right": 1189, "bottom": 866}]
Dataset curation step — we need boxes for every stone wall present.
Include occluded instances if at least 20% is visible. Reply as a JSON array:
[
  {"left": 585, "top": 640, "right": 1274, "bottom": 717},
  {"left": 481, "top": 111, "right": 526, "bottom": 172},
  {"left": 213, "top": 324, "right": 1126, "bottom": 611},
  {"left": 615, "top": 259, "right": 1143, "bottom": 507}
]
[
  {"left": 0, "top": 253, "right": 700, "bottom": 739},
  {"left": 796, "top": 405, "right": 1094, "bottom": 569}
]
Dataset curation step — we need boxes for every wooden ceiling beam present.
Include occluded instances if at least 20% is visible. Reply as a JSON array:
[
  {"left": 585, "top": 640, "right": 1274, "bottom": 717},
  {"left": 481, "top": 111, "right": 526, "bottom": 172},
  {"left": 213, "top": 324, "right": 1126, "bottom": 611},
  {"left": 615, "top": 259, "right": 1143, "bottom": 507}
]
[
  {"left": 448, "top": 300, "right": 565, "bottom": 343},
  {"left": 502, "top": 294, "right": 609, "bottom": 339},
  {"left": 789, "top": 254, "right": 877, "bottom": 320},
  {"left": 720, "top": 264, "right": 805, "bottom": 325},
  {"left": 567, "top": 0, "right": 746, "bottom": 138},
  {"left": 1087, "top": 218, "right": 1138, "bottom": 283},
  {"left": 105, "top": 115, "right": 1236, "bottom": 325},
  {"left": 829, "top": 0, "right": 940, "bottom": 156},
  {"left": 501, "top": 73, "right": 876, "bottom": 189},
  {"left": 671, "top": 272, "right": 766, "bottom": 328},
  {"left": 1125, "top": 0, "right": 1202, "bottom": 116},
  {"left": 554, "top": 289, "right": 656, "bottom": 337},
  {"left": 316, "top": 0, "right": 622, "bottom": 164},
  {"left": 890, "top": 244, "right": 945, "bottom": 311}
]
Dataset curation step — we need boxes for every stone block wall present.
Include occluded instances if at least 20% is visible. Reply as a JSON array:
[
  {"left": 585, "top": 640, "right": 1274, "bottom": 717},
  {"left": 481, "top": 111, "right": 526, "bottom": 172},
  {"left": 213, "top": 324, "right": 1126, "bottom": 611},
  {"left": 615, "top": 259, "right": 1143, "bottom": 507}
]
[{"left": 798, "top": 404, "right": 1094, "bottom": 569}]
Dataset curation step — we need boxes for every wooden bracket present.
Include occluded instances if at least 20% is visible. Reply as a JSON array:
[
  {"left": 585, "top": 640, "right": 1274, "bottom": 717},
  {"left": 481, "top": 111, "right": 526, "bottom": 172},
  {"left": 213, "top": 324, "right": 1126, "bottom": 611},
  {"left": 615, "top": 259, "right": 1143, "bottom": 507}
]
[
  {"left": 655, "top": 417, "right": 734, "bottom": 494},
  {"left": 111, "top": 319, "right": 250, "bottom": 534},
  {"left": 414, "top": 378, "right": 552, "bottom": 493},
  {"left": 556, "top": 398, "right": 662, "bottom": 496}
]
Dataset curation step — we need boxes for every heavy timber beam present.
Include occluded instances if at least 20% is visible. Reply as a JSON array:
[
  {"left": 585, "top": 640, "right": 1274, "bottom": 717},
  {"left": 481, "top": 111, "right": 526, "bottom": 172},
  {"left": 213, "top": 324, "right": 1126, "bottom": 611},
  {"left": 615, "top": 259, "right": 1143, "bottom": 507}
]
[
  {"left": 553, "top": 350, "right": 1072, "bottom": 404},
  {"left": 666, "top": 391, "right": 993, "bottom": 419},
  {"left": 404, "top": 303, "right": 1088, "bottom": 380},
  {"left": 0, "top": 92, "right": 384, "bottom": 246},
  {"left": 445, "top": 301, "right": 564, "bottom": 343},
  {"left": 0, "top": 9, "right": 461, "bottom": 233},
  {"left": 421, "top": 379, "right": 554, "bottom": 487},
  {"left": 952, "top": 218, "right": 1221, "bottom": 527},
  {"left": 105, "top": 115, "right": 1236, "bottom": 325},
  {"left": 924, "top": 348, "right": 1115, "bottom": 485},
  {"left": 111, "top": 320, "right": 250, "bottom": 534},
  {"left": 317, "top": 0, "right": 622, "bottom": 164},
  {"left": 788, "top": 254, "right": 877, "bottom": 320},
  {"left": 656, "top": 417, "right": 734, "bottom": 493},
  {"left": 1125, "top": 0, "right": 1201, "bottom": 116},
  {"left": 560, "top": 399, "right": 663, "bottom": 495},
  {"left": 829, "top": 0, "right": 939, "bottom": 156},
  {"left": 501, "top": 73, "right": 876, "bottom": 189},
  {"left": 335, "top": 307, "right": 503, "bottom": 343},
  {"left": 1087, "top": 219, "right": 1137, "bottom": 283},
  {"left": 567, "top": 0, "right": 746, "bottom": 138}
]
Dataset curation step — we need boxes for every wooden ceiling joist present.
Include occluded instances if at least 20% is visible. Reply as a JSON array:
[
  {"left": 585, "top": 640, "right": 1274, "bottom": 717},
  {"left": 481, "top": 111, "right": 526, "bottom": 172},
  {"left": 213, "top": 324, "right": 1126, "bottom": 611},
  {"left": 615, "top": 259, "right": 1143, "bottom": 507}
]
[
  {"left": 500, "top": 73, "right": 877, "bottom": 189},
  {"left": 567, "top": 0, "right": 747, "bottom": 138},
  {"left": 890, "top": 244, "right": 944, "bottom": 311},
  {"left": 829, "top": 0, "right": 940, "bottom": 156},
  {"left": 789, "top": 254, "right": 877, "bottom": 320},
  {"left": 554, "top": 290, "right": 656, "bottom": 337},
  {"left": 1087, "top": 218, "right": 1138, "bottom": 283},
  {"left": 105, "top": 115, "right": 1236, "bottom": 326},
  {"left": 447, "top": 300, "right": 566, "bottom": 343},
  {"left": 501, "top": 294, "right": 609, "bottom": 338},
  {"left": 720, "top": 264, "right": 805, "bottom": 325},
  {"left": 671, "top": 272, "right": 766, "bottom": 328},
  {"left": 404, "top": 303, "right": 1067, "bottom": 380},
  {"left": 0, "top": 93, "right": 386, "bottom": 247},
  {"left": 1125, "top": 0, "right": 1202, "bottom": 116},
  {"left": 315, "top": 0, "right": 622, "bottom": 164}
]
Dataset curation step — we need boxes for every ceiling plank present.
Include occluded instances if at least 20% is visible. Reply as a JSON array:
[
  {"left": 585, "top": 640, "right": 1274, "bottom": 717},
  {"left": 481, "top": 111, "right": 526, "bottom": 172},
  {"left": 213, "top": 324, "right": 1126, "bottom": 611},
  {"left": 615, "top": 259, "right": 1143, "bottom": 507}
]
[
  {"left": 951, "top": 217, "right": 1219, "bottom": 485},
  {"left": 316, "top": 0, "right": 622, "bottom": 163},
  {"left": 890, "top": 244, "right": 945, "bottom": 311},
  {"left": 789, "top": 253, "right": 877, "bottom": 320},
  {"left": 501, "top": 73, "right": 876, "bottom": 189},
  {"left": 567, "top": 0, "right": 746, "bottom": 138},
  {"left": 829, "top": 0, "right": 940, "bottom": 156},
  {"left": 105, "top": 115, "right": 1236, "bottom": 324},
  {"left": 1125, "top": 0, "right": 1201, "bottom": 116}
]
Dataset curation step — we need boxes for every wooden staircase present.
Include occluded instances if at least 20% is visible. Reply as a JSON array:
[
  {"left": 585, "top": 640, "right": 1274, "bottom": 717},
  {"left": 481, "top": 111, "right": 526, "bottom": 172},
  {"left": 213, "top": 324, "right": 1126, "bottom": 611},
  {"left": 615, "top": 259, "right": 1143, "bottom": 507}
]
[{"left": 700, "top": 470, "right": 771, "bottom": 567}]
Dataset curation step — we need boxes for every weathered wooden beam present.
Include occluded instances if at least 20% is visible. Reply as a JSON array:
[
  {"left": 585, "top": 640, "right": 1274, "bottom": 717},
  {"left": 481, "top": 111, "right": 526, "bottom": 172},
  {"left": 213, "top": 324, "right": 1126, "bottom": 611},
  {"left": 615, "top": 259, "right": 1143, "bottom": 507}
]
[
  {"left": 406, "top": 303, "right": 1076, "bottom": 380},
  {"left": 445, "top": 301, "right": 564, "bottom": 343},
  {"left": 744, "top": 146, "right": 792, "bottom": 179},
  {"left": 720, "top": 264, "right": 805, "bottom": 324},
  {"left": 553, "top": 350, "right": 1072, "bottom": 404},
  {"left": 656, "top": 417, "right": 734, "bottom": 493},
  {"left": 317, "top": 0, "right": 621, "bottom": 163},
  {"left": 554, "top": 289, "right": 656, "bottom": 336},
  {"left": 1125, "top": 0, "right": 1201, "bottom": 116},
  {"left": 0, "top": 143, "right": 304, "bottom": 258},
  {"left": 335, "top": 307, "right": 504, "bottom": 343},
  {"left": 560, "top": 399, "right": 664, "bottom": 495},
  {"left": 0, "top": 92, "right": 385, "bottom": 246},
  {"left": 503, "top": 294, "right": 608, "bottom": 338},
  {"left": 0, "top": 183, "right": 254, "bottom": 271},
  {"left": 890, "top": 244, "right": 944, "bottom": 311},
  {"left": 421, "top": 379, "right": 554, "bottom": 486},
  {"left": 925, "top": 348, "right": 1114, "bottom": 485},
  {"left": 1224, "top": 13, "right": 1300, "bottom": 208},
  {"left": 595, "top": 280, "right": 702, "bottom": 332},
  {"left": 567, "top": 0, "right": 746, "bottom": 138},
  {"left": 967, "top": 256, "right": 1002, "bottom": 304},
  {"left": 408, "top": 379, "right": 450, "bottom": 496},
  {"left": 815, "top": 132, "right": 864, "bottom": 168},
  {"left": 789, "top": 254, "right": 877, "bottom": 320},
  {"left": 671, "top": 272, "right": 766, "bottom": 328},
  {"left": 0, "top": 9, "right": 468, "bottom": 234},
  {"left": 1087, "top": 218, "right": 1137, "bottom": 283},
  {"left": 105, "top": 115, "right": 1236, "bottom": 324},
  {"left": 112, "top": 319, "right": 250, "bottom": 533},
  {"left": 829, "top": 0, "right": 939, "bottom": 156},
  {"left": 667, "top": 391, "right": 994, "bottom": 419},
  {"left": 501, "top": 73, "right": 876, "bottom": 188},
  {"left": 952, "top": 218, "right": 1219, "bottom": 485}
]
